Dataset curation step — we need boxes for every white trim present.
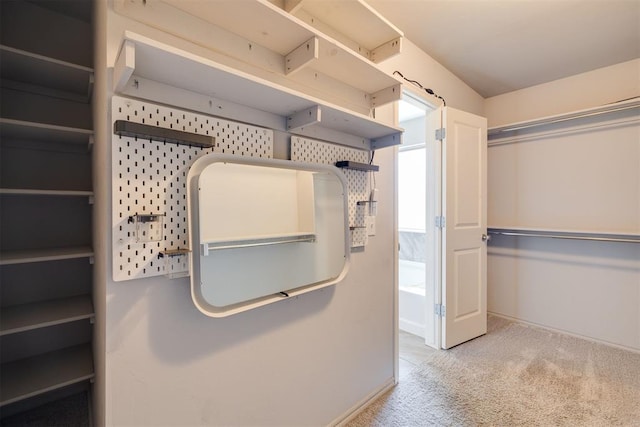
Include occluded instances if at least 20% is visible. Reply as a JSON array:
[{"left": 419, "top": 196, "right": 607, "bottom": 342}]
[
  {"left": 399, "top": 317, "right": 426, "bottom": 338},
  {"left": 393, "top": 145, "right": 400, "bottom": 385},
  {"left": 488, "top": 312, "right": 640, "bottom": 354},
  {"left": 330, "top": 378, "right": 395, "bottom": 426}
]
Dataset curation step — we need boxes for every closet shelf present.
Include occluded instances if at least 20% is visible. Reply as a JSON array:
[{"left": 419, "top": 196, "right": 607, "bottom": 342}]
[
  {"left": 0, "top": 118, "right": 93, "bottom": 146},
  {"left": 132, "top": 0, "right": 401, "bottom": 98},
  {"left": 0, "top": 247, "right": 94, "bottom": 266},
  {"left": 284, "top": 0, "right": 403, "bottom": 63},
  {"left": 0, "top": 44, "right": 94, "bottom": 102},
  {"left": 114, "top": 32, "right": 402, "bottom": 149},
  {"left": 0, "top": 344, "right": 94, "bottom": 407},
  {"left": 0, "top": 295, "right": 94, "bottom": 337},
  {"left": 0, "top": 189, "right": 94, "bottom": 197}
]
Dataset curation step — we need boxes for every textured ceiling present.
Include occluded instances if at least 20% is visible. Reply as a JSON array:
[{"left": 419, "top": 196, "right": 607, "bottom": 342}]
[{"left": 368, "top": 0, "right": 640, "bottom": 97}]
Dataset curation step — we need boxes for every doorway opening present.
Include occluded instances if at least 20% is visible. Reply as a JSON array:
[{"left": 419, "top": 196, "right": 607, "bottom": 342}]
[{"left": 397, "top": 93, "right": 432, "bottom": 339}]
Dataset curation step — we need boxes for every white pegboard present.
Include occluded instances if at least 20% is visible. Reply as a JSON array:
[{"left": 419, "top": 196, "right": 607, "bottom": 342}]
[
  {"left": 291, "top": 136, "right": 372, "bottom": 248},
  {"left": 112, "top": 96, "right": 273, "bottom": 281}
]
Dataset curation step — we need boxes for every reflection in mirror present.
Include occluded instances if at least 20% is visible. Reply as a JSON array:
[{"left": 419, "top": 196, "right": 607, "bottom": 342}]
[{"left": 187, "top": 154, "right": 350, "bottom": 317}]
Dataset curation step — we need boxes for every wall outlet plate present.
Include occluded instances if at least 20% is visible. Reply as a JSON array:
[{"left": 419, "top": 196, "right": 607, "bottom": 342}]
[{"left": 366, "top": 216, "right": 376, "bottom": 236}]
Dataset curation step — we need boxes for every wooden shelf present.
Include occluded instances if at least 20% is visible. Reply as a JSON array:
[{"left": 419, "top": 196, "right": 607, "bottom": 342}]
[
  {"left": 115, "top": 32, "right": 402, "bottom": 149},
  {"left": 0, "top": 296, "right": 94, "bottom": 336},
  {"left": 0, "top": 247, "right": 94, "bottom": 266},
  {"left": 284, "top": 0, "right": 403, "bottom": 63},
  {"left": 0, "top": 344, "right": 94, "bottom": 407},
  {"left": 0, "top": 44, "right": 94, "bottom": 102},
  {"left": 0, "top": 118, "right": 93, "bottom": 145}
]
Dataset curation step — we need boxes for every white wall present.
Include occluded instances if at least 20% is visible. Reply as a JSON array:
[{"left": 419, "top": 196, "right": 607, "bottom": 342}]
[
  {"left": 485, "top": 59, "right": 640, "bottom": 127},
  {"left": 95, "top": 4, "right": 483, "bottom": 426},
  {"left": 484, "top": 61, "right": 640, "bottom": 352},
  {"left": 379, "top": 39, "right": 485, "bottom": 117},
  {"left": 92, "top": 0, "right": 108, "bottom": 424}
]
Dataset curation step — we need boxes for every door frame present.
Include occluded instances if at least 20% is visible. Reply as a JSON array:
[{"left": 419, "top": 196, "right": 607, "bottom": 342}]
[
  {"left": 394, "top": 88, "right": 438, "bottom": 382},
  {"left": 395, "top": 90, "right": 488, "bottom": 372}
]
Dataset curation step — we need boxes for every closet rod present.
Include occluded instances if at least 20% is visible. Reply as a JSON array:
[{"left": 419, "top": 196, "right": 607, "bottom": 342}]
[
  {"left": 488, "top": 229, "right": 640, "bottom": 244},
  {"left": 488, "top": 99, "right": 640, "bottom": 136}
]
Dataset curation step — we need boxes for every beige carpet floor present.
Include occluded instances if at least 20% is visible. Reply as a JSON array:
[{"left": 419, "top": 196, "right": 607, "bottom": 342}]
[{"left": 347, "top": 316, "right": 640, "bottom": 426}]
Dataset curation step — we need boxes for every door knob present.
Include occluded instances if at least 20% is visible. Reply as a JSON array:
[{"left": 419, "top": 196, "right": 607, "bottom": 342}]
[{"left": 482, "top": 233, "right": 491, "bottom": 242}]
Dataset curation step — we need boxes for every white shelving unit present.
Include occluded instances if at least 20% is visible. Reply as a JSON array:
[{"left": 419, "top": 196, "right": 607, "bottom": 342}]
[
  {"left": 116, "top": 0, "right": 402, "bottom": 111},
  {"left": 0, "top": 1, "right": 94, "bottom": 419},
  {"left": 284, "top": 0, "right": 403, "bottom": 63},
  {"left": 114, "top": 31, "right": 402, "bottom": 150}
]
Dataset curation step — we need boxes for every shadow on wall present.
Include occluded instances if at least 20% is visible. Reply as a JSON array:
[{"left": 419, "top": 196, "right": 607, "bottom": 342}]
[{"left": 107, "top": 276, "right": 335, "bottom": 364}]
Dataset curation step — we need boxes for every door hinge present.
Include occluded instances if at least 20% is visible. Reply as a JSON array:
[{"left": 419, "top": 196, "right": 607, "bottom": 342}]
[
  {"left": 435, "top": 303, "right": 446, "bottom": 317},
  {"left": 435, "top": 216, "right": 446, "bottom": 228},
  {"left": 435, "top": 128, "right": 446, "bottom": 141}
]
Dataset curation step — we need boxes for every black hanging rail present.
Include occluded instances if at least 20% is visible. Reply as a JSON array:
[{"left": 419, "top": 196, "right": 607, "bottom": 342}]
[{"left": 114, "top": 120, "right": 215, "bottom": 148}]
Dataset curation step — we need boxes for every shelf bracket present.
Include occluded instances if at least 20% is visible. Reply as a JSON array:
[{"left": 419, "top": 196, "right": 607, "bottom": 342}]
[
  {"left": 287, "top": 105, "right": 322, "bottom": 131},
  {"left": 371, "top": 37, "right": 403, "bottom": 63},
  {"left": 371, "top": 132, "right": 402, "bottom": 150},
  {"left": 113, "top": 39, "right": 135, "bottom": 93},
  {"left": 285, "top": 36, "right": 319, "bottom": 75},
  {"left": 87, "top": 73, "right": 95, "bottom": 102},
  {"left": 370, "top": 83, "right": 402, "bottom": 108},
  {"left": 87, "top": 135, "right": 94, "bottom": 152},
  {"left": 284, "top": 0, "right": 304, "bottom": 13}
]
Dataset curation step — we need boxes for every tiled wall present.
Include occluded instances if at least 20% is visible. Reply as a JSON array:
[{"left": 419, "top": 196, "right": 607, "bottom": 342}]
[{"left": 399, "top": 230, "right": 426, "bottom": 262}]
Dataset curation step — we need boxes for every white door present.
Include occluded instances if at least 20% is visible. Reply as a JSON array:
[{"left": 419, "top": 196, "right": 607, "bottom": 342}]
[{"left": 429, "top": 107, "right": 488, "bottom": 349}]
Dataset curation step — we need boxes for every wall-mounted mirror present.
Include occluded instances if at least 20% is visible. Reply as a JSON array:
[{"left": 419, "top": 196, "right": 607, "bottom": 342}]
[{"left": 187, "top": 154, "right": 350, "bottom": 317}]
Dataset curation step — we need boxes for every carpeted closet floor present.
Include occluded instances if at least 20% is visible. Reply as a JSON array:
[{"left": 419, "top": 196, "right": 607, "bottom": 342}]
[{"left": 347, "top": 315, "right": 640, "bottom": 426}]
